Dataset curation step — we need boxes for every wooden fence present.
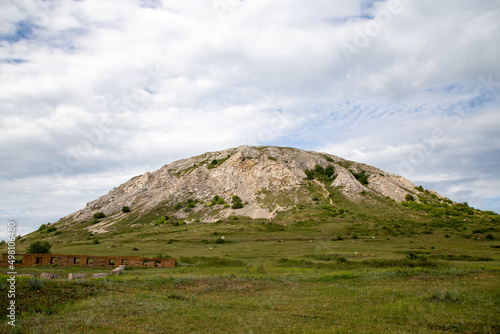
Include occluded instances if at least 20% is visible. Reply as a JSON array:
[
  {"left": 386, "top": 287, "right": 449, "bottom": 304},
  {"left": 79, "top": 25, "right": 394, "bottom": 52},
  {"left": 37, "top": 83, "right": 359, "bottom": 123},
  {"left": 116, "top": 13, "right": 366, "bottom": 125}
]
[{"left": 1, "top": 253, "right": 176, "bottom": 268}]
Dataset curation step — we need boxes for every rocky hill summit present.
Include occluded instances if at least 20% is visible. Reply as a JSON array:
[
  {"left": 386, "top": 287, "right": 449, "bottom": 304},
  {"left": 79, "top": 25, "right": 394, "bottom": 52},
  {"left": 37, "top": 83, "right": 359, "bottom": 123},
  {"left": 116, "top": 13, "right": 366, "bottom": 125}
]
[{"left": 59, "top": 146, "right": 433, "bottom": 234}]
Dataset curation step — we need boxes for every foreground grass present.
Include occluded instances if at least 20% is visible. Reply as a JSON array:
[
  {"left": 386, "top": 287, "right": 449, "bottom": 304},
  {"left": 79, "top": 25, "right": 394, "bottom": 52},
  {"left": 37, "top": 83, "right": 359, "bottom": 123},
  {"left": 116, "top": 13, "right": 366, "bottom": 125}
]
[
  {"left": 1, "top": 264, "right": 499, "bottom": 333},
  {"left": 1, "top": 189, "right": 498, "bottom": 333}
]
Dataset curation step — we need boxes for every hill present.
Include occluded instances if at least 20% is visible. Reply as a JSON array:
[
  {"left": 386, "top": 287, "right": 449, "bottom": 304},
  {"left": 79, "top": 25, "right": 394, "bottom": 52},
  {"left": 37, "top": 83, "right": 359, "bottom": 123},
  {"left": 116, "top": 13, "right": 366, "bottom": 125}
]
[
  {"left": 3, "top": 146, "right": 499, "bottom": 333},
  {"left": 16, "top": 145, "right": 498, "bottom": 248}
]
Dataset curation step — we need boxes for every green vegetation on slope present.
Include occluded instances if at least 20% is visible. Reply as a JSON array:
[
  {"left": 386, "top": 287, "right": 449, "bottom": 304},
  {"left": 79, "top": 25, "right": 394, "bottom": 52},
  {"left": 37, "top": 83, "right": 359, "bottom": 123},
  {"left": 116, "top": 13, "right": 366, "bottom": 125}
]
[{"left": 2, "top": 161, "right": 499, "bottom": 333}]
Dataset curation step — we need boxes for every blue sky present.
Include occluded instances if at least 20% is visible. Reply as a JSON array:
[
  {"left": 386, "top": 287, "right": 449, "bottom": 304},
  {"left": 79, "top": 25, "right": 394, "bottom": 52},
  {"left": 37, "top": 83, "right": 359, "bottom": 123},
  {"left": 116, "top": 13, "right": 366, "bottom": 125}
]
[{"left": 1, "top": 0, "right": 499, "bottom": 239}]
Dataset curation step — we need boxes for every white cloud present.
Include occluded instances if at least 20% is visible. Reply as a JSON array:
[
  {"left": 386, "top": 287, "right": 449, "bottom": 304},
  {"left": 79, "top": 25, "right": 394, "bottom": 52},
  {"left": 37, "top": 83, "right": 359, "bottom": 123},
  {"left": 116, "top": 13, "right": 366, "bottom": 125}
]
[{"left": 0, "top": 0, "right": 499, "bottom": 237}]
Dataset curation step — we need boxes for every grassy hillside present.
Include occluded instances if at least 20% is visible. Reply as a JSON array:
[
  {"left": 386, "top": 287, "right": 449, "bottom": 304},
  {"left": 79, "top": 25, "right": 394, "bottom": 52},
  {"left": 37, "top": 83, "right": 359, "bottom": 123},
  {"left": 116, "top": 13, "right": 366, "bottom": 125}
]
[{"left": 1, "top": 183, "right": 499, "bottom": 333}]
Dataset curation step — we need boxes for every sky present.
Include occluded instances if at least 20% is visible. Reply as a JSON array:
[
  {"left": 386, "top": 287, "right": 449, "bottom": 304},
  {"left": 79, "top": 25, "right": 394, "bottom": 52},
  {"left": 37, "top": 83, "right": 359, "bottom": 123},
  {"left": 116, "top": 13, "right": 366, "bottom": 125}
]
[{"left": 1, "top": 0, "right": 499, "bottom": 239}]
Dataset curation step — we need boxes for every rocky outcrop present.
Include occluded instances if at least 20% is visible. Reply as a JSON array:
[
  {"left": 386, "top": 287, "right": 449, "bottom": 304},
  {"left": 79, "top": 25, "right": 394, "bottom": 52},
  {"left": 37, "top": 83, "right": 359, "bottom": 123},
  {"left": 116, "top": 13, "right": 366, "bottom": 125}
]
[{"left": 62, "top": 145, "right": 423, "bottom": 231}]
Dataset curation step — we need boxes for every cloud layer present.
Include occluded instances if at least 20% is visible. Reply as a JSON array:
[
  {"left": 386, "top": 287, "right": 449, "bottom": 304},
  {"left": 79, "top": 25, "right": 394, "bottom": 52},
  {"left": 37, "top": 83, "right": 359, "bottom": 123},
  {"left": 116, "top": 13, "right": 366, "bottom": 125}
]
[{"left": 1, "top": 0, "right": 499, "bottom": 238}]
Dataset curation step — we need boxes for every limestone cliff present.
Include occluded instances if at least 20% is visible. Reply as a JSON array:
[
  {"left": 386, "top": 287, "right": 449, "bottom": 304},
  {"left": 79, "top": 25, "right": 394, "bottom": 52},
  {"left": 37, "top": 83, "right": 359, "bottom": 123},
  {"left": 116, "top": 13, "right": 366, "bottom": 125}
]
[{"left": 61, "top": 146, "right": 425, "bottom": 233}]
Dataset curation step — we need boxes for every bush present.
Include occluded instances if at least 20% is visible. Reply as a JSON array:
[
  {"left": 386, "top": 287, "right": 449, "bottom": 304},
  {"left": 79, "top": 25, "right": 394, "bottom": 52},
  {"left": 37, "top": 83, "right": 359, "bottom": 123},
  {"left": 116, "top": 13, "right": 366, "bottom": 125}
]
[
  {"left": 305, "top": 164, "right": 336, "bottom": 182},
  {"left": 314, "top": 164, "right": 325, "bottom": 174},
  {"left": 351, "top": 170, "right": 368, "bottom": 185},
  {"left": 486, "top": 234, "right": 494, "bottom": 240},
  {"left": 93, "top": 212, "right": 106, "bottom": 219},
  {"left": 28, "top": 276, "right": 43, "bottom": 291},
  {"left": 46, "top": 226, "right": 57, "bottom": 233},
  {"left": 185, "top": 201, "right": 196, "bottom": 211},
  {"left": 405, "top": 194, "right": 415, "bottom": 202},
  {"left": 231, "top": 195, "right": 244, "bottom": 209},
  {"left": 325, "top": 165, "right": 335, "bottom": 177},
  {"left": 37, "top": 224, "right": 47, "bottom": 232},
  {"left": 211, "top": 195, "right": 225, "bottom": 205},
  {"left": 207, "top": 159, "right": 218, "bottom": 169},
  {"left": 154, "top": 216, "right": 168, "bottom": 225},
  {"left": 122, "top": 206, "right": 131, "bottom": 213},
  {"left": 132, "top": 247, "right": 139, "bottom": 251},
  {"left": 336, "top": 257, "right": 348, "bottom": 264},
  {"left": 232, "top": 202, "right": 244, "bottom": 209},
  {"left": 26, "top": 241, "right": 52, "bottom": 254},
  {"left": 215, "top": 237, "right": 225, "bottom": 244},
  {"left": 93, "top": 239, "right": 100, "bottom": 244}
]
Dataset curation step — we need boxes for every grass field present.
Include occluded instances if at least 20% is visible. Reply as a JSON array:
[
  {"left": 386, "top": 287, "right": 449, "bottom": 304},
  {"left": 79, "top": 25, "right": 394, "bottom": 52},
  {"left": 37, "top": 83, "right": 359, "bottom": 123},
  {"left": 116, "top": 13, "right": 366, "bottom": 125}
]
[{"left": 1, "top": 186, "right": 499, "bottom": 333}]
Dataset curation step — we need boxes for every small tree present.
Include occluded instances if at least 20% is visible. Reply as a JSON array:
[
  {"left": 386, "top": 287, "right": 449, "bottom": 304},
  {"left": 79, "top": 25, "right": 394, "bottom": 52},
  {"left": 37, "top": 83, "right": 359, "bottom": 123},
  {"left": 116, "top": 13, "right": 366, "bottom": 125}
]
[
  {"left": 122, "top": 206, "right": 131, "bottom": 213},
  {"left": 314, "top": 164, "right": 325, "bottom": 174},
  {"left": 325, "top": 165, "right": 335, "bottom": 177},
  {"left": 405, "top": 194, "right": 415, "bottom": 202},
  {"left": 93, "top": 212, "right": 106, "bottom": 219},
  {"left": 211, "top": 195, "right": 225, "bottom": 205},
  {"left": 232, "top": 201, "right": 244, "bottom": 209},
  {"left": 26, "top": 241, "right": 52, "bottom": 254}
]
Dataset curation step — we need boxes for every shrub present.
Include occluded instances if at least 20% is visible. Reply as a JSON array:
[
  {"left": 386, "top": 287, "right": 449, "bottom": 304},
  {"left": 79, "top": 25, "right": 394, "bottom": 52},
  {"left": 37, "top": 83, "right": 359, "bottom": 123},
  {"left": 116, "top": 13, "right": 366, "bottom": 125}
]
[
  {"left": 93, "top": 212, "right": 106, "bottom": 219},
  {"left": 154, "top": 216, "right": 169, "bottom": 225},
  {"left": 314, "top": 164, "right": 325, "bottom": 174},
  {"left": 132, "top": 247, "right": 139, "bottom": 251},
  {"left": 207, "top": 159, "right": 218, "bottom": 169},
  {"left": 325, "top": 165, "right": 335, "bottom": 177},
  {"left": 351, "top": 170, "right": 369, "bottom": 185},
  {"left": 232, "top": 202, "right": 243, "bottom": 209},
  {"left": 28, "top": 276, "right": 43, "bottom": 291},
  {"left": 405, "top": 194, "right": 415, "bottom": 202},
  {"left": 486, "top": 234, "right": 494, "bottom": 240},
  {"left": 416, "top": 185, "right": 424, "bottom": 192},
  {"left": 215, "top": 237, "right": 225, "bottom": 244},
  {"left": 211, "top": 195, "right": 225, "bottom": 205},
  {"left": 46, "top": 226, "right": 57, "bottom": 233},
  {"left": 406, "top": 252, "right": 419, "bottom": 260},
  {"left": 26, "top": 241, "right": 51, "bottom": 254},
  {"left": 93, "top": 239, "right": 100, "bottom": 244},
  {"left": 122, "top": 206, "right": 131, "bottom": 213},
  {"left": 185, "top": 201, "right": 196, "bottom": 211},
  {"left": 231, "top": 196, "right": 244, "bottom": 209},
  {"left": 336, "top": 257, "right": 348, "bottom": 264},
  {"left": 37, "top": 224, "right": 47, "bottom": 232}
]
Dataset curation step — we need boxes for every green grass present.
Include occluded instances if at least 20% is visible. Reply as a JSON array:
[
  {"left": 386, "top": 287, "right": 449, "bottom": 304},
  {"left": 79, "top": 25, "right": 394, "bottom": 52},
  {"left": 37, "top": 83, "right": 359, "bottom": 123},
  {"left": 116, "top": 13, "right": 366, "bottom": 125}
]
[
  {"left": 1, "top": 266, "right": 499, "bottom": 333},
  {"left": 2, "top": 183, "right": 499, "bottom": 332}
]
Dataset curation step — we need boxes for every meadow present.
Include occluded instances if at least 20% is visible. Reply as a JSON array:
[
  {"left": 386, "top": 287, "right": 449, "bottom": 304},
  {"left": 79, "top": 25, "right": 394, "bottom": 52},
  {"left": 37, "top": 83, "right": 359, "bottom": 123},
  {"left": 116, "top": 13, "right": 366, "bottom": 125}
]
[{"left": 1, "top": 186, "right": 499, "bottom": 333}]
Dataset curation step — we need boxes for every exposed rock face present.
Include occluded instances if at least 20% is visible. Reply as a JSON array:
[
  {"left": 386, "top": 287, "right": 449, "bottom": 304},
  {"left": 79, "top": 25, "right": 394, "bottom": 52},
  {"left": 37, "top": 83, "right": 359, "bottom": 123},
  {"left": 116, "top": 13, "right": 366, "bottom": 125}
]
[{"left": 63, "top": 146, "right": 422, "bottom": 231}]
